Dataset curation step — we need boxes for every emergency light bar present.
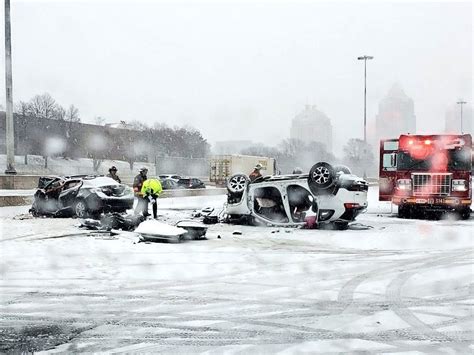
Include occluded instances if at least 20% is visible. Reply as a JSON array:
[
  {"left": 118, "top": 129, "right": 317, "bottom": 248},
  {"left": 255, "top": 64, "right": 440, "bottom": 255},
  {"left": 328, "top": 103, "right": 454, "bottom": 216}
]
[{"left": 399, "top": 135, "right": 469, "bottom": 151}]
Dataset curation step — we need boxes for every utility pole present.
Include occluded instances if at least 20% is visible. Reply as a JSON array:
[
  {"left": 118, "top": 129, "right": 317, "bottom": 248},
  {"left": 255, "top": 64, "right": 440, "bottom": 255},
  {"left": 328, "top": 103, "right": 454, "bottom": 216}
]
[
  {"left": 456, "top": 99, "right": 467, "bottom": 134},
  {"left": 357, "top": 55, "right": 374, "bottom": 143},
  {"left": 4, "top": 0, "right": 16, "bottom": 174},
  {"left": 357, "top": 55, "right": 373, "bottom": 179}
]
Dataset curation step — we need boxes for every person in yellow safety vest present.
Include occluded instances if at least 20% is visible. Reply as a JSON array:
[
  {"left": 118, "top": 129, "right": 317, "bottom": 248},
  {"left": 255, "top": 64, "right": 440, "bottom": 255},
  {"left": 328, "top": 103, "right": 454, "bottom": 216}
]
[{"left": 140, "top": 178, "right": 163, "bottom": 219}]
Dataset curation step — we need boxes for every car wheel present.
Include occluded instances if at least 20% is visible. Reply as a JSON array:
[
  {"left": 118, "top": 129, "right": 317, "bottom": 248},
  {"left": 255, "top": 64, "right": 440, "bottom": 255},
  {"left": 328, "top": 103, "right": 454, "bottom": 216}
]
[
  {"left": 227, "top": 174, "right": 249, "bottom": 194},
  {"left": 334, "top": 221, "right": 349, "bottom": 230},
  {"left": 308, "top": 162, "right": 336, "bottom": 194},
  {"left": 74, "top": 199, "right": 88, "bottom": 218}
]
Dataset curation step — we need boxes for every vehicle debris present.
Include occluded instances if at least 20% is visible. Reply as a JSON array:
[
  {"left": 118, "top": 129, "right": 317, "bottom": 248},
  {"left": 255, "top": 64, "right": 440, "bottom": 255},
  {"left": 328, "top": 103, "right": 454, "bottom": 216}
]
[
  {"left": 79, "top": 212, "right": 145, "bottom": 231},
  {"left": 135, "top": 220, "right": 187, "bottom": 243}
]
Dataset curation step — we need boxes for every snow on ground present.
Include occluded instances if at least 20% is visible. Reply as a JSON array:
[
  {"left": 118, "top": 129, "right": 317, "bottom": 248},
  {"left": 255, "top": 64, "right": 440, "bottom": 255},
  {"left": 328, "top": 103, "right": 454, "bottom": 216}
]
[{"left": 0, "top": 187, "right": 472, "bottom": 353}]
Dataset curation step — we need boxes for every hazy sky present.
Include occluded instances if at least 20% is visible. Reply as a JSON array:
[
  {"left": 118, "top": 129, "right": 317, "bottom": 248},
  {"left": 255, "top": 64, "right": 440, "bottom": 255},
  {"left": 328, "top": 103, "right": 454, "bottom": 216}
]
[{"left": 0, "top": 0, "right": 472, "bottom": 155}]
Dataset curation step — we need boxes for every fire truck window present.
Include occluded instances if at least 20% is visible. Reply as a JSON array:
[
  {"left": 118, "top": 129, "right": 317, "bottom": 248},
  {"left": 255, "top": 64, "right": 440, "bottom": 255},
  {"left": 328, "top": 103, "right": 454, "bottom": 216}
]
[
  {"left": 448, "top": 148, "right": 471, "bottom": 170},
  {"left": 253, "top": 186, "right": 288, "bottom": 223},
  {"left": 383, "top": 153, "right": 397, "bottom": 171},
  {"left": 384, "top": 141, "right": 399, "bottom": 151}
]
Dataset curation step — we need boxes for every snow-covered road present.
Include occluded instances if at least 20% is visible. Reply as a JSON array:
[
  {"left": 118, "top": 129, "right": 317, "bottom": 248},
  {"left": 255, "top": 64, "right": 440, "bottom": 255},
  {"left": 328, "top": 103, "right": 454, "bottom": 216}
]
[{"left": 0, "top": 188, "right": 472, "bottom": 353}]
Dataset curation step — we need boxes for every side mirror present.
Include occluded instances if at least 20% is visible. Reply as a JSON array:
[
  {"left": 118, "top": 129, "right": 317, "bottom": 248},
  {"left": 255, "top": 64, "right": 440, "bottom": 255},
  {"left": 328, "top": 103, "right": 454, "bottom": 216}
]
[{"left": 390, "top": 153, "right": 397, "bottom": 167}]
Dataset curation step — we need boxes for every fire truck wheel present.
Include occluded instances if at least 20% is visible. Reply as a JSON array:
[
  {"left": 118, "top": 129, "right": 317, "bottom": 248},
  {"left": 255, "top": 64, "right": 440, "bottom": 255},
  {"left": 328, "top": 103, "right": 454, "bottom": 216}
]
[
  {"left": 459, "top": 208, "right": 471, "bottom": 220},
  {"left": 227, "top": 174, "right": 249, "bottom": 194},
  {"left": 398, "top": 204, "right": 410, "bottom": 218},
  {"left": 308, "top": 162, "right": 336, "bottom": 194}
]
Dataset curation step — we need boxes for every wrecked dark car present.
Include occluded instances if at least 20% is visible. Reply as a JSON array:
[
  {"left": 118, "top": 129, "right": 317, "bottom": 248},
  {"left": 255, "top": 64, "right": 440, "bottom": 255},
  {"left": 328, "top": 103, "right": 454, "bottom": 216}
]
[
  {"left": 225, "top": 162, "right": 368, "bottom": 230},
  {"left": 30, "top": 175, "right": 134, "bottom": 218}
]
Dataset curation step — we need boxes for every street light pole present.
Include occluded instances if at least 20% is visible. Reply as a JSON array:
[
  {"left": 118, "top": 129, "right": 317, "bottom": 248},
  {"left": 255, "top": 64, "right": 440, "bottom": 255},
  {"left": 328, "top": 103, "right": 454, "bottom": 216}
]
[
  {"left": 456, "top": 100, "right": 467, "bottom": 134},
  {"left": 357, "top": 55, "right": 373, "bottom": 179},
  {"left": 357, "top": 55, "right": 374, "bottom": 143},
  {"left": 4, "top": 0, "right": 16, "bottom": 174}
]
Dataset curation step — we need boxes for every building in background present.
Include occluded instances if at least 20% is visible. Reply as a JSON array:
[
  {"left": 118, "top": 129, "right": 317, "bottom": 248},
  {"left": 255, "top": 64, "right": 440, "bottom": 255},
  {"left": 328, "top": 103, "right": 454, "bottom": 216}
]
[
  {"left": 290, "top": 105, "right": 333, "bottom": 151},
  {"left": 213, "top": 140, "right": 253, "bottom": 155},
  {"left": 375, "top": 84, "right": 416, "bottom": 140},
  {"left": 445, "top": 104, "right": 472, "bottom": 135}
]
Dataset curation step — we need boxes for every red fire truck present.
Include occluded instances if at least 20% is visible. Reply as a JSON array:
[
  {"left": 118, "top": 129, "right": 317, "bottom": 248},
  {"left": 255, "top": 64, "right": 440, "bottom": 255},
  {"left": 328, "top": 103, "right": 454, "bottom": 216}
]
[{"left": 379, "top": 134, "right": 472, "bottom": 219}]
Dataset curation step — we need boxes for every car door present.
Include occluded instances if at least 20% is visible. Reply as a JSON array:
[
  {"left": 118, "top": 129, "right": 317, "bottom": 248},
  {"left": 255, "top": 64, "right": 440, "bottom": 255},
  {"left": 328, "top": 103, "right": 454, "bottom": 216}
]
[
  {"left": 379, "top": 139, "right": 399, "bottom": 201},
  {"left": 58, "top": 179, "right": 83, "bottom": 208},
  {"left": 248, "top": 184, "right": 291, "bottom": 225}
]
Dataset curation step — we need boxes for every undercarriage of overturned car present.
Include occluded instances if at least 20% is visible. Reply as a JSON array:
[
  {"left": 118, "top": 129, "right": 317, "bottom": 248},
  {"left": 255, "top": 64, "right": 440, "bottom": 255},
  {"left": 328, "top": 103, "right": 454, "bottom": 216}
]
[{"left": 223, "top": 162, "right": 368, "bottom": 230}]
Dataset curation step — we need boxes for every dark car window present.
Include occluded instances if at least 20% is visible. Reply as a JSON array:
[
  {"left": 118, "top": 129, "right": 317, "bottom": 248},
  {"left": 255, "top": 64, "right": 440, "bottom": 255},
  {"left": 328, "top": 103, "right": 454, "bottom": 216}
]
[
  {"left": 172, "top": 175, "right": 180, "bottom": 179},
  {"left": 63, "top": 180, "right": 82, "bottom": 191},
  {"left": 46, "top": 179, "right": 63, "bottom": 191},
  {"left": 178, "top": 179, "right": 190, "bottom": 185},
  {"left": 162, "top": 180, "right": 177, "bottom": 189},
  {"left": 287, "top": 185, "right": 313, "bottom": 222},
  {"left": 38, "top": 177, "right": 57, "bottom": 189}
]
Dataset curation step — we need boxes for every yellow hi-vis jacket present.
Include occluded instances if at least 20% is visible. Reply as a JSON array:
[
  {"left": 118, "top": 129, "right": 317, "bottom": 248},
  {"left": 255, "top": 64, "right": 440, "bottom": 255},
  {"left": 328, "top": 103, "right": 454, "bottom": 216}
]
[{"left": 141, "top": 178, "right": 163, "bottom": 197}]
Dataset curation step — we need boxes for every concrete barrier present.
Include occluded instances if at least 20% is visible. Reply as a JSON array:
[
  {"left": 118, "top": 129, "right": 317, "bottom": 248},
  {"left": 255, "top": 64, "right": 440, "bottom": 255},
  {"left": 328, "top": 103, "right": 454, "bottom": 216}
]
[
  {"left": 0, "top": 187, "right": 226, "bottom": 207},
  {"left": 0, "top": 175, "right": 41, "bottom": 189}
]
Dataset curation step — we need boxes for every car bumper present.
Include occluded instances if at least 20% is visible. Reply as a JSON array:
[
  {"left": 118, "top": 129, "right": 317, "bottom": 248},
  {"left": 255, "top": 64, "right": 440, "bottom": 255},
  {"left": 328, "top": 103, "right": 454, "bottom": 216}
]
[{"left": 392, "top": 196, "right": 471, "bottom": 208}]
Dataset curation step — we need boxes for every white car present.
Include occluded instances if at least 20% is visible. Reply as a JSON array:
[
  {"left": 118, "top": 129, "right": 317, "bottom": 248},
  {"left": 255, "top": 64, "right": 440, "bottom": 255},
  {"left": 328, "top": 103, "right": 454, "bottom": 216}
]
[
  {"left": 158, "top": 174, "right": 181, "bottom": 182},
  {"left": 224, "top": 162, "right": 368, "bottom": 229}
]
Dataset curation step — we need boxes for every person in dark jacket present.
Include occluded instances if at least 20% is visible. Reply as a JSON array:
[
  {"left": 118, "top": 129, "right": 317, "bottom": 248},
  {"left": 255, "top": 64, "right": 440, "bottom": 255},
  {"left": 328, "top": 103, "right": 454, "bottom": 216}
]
[
  {"left": 107, "top": 166, "right": 121, "bottom": 183},
  {"left": 133, "top": 167, "right": 149, "bottom": 216},
  {"left": 249, "top": 163, "right": 263, "bottom": 182}
]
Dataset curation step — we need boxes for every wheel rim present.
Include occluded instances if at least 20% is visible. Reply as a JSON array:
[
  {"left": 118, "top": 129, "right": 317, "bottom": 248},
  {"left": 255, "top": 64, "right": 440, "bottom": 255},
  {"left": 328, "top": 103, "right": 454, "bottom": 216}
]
[
  {"left": 76, "top": 201, "right": 86, "bottom": 217},
  {"left": 229, "top": 175, "right": 247, "bottom": 192},
  {"left": 313, "top": 166, "right": 330, "bottom": 185}
]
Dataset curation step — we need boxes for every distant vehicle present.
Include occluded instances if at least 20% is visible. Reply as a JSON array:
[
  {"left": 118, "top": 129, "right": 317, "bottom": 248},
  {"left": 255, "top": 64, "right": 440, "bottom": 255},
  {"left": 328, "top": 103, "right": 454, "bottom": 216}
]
[
  {"left": 210, "top": 154, "right": 276, "bottom": 185},
  {"left": 225, "top": 162, "right": 368, "bottom": 229},
  {"left": 160, "top": 178, "right": 180, "bottom": 190},
  {"left": 30, "top": 176, "right": 134, "bottom": 218},
  {"left": 177, "top": 178, "right": 206, "bottom": 189},
  {"left": 379, "top": 134, "right": 472, "bottom": 219},
  {"left": 159, "top": 174, "right": 181, "bottom": 182}
]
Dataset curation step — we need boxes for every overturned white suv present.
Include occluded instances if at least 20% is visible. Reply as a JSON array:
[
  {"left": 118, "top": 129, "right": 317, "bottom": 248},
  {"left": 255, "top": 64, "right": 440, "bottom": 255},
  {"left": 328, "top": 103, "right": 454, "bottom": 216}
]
[{"left": 224, "top": 162, "right": 368, "bottom": 230}]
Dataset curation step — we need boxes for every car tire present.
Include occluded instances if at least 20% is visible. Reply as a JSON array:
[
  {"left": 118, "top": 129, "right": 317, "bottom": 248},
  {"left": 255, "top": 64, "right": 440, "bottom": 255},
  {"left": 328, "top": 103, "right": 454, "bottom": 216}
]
[
  {"left": 308, "top": 162, "right": 336, "bottom": 194},
  {"left": 227, "top": 174, "right": 249, "bottom": 194},
  {"left": 74, "top": 199, "right": 89, "bottom": 218},
  {"left": 334, "top": 221, "right": 349, "bottom": 230}
]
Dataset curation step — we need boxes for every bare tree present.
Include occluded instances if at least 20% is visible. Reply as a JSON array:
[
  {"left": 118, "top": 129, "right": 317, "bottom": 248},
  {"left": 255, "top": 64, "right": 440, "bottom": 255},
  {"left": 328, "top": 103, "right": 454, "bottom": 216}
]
[
  {"left": 65, "top": 104, "right": 80, "bottom": 123},
  {"left": 128, "top": 120, "right": 148, "bottom": 131},
  {"left": 14, "top": 101, "right": 31, "bottom": 116},
  {"left": 342, "top": 138, "right": 374, "bottom": 176},
  {"left": 62, "top": 105, "right": 81, "bottom": 158},
  {"left": 94, "top": 116, "right": 106, "bottom": 126},
  {"left": 53, "top": 105, "right": 66, "bottom": 120},
  {"left": 28, "top": 93, "right": 58, "bottom": 119}
]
